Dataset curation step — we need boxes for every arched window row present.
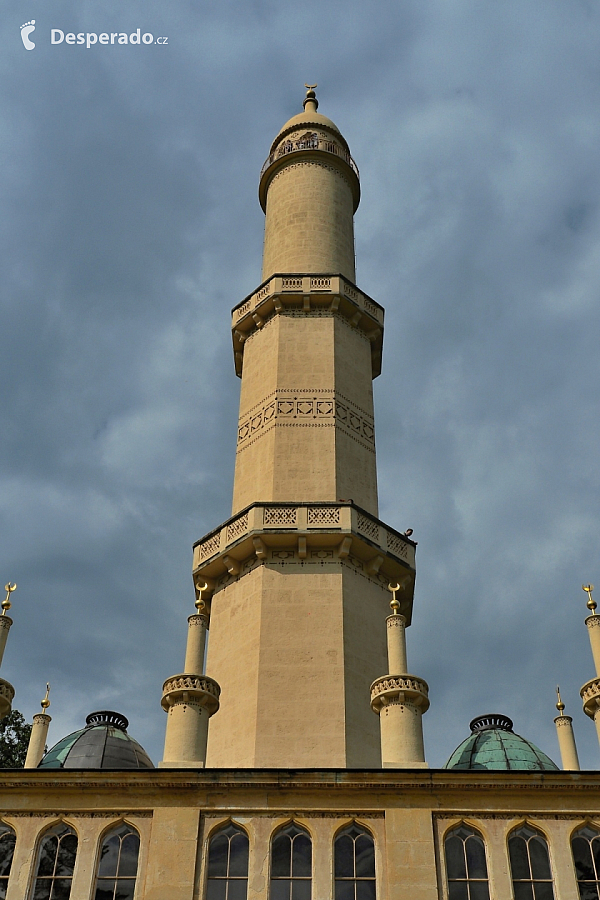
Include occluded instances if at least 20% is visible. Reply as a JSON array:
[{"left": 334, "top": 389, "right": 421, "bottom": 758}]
[
  {"left": 23, "top": 820, "right": 141, "bottom": 900},
  {"left": 206, "top": 821, "right": 377, "bottom": 900}
]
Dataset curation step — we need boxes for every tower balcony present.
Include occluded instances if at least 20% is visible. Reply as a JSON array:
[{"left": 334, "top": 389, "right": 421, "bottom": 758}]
[
  {"left": 231, "top": 273, "right": 384, "bottom": 378},
  {"left": 581, "top": 676, "right": 600, "bottom": 718},
  {"left": 370, "top": 674, "right": 430, "bottom": 714},
  {"left": 192, "top": 501, "right": 417, "bottom": 622}
]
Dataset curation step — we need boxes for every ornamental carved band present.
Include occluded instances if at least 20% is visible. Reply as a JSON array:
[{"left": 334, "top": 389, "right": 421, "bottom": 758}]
[
  {"left": 161, "top": 674, "right": 221, "bottom": 715},
  {"left": 586, "top": 615, "right": 600, "bottom": 629},
  {"left": 555, "top": 715, "right": 573, "bottom": 727},
  {"left": 581, "top": 677, "right": 600, "bottom": 718},
  {"left": 370, "top": 675, "right": 429, "bottom": 714},
  {"left": 0, "top": 616, "right": 13, "bottom": 632},
  {"left": 0, "top": 678, "right": 15, "bottom": 702}
]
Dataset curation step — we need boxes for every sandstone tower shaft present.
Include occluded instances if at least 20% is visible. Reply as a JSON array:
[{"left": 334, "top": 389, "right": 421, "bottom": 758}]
[{"left": 193, "top": 89, "right": 417, "bottom": 768}]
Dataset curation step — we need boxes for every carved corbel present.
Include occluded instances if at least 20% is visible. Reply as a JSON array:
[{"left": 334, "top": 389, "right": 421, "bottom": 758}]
[
  {"left": 273, "top": 297, "right": 283, "bottom": 312},
  {"left": 253, "top": 536, "right": 267, "bottom": 560},
  {"left": 223, "top": 555, "right": 241, "bottom": 576},
  {"left": 252, "top": 312, "right": 264, "bottom": 329},
  {"left": 234, "top": 329, "right": 247, "bottom": 344},
  {"left": 366, "top": 554, "right": 384, "bottom": 575},
  {"left": 303, "top": 296, "right": 311, "bottom": 311},
  {"left": 330, "top": 296, "right": 340, "bottom": 311},
  {"left": 349, "top": 310, "right": 362, "bottom": 327},
  {"left": 298, "top": 536, "right": 307, "bottom": 559},
  {"left": 337, "top": 536, "right": 353, "bottom": 559}
]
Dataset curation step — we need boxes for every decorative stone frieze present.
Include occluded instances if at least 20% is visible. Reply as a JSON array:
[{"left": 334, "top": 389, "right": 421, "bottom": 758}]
[
  {"left": 370, "top": 674, "right": 430, "bottom": 714},
  {"left": 581, "top": 677, "right": 600, "bottom": 718},
  {"left": 231, "top": 274, "right": 384, "bottom": 378},
  {"left": 161, "top": 674, "right": 220, "bottom": 716}
]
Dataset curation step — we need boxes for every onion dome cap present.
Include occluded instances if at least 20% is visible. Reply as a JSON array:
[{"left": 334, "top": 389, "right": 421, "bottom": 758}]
[
  {"left": 443, "top": 714, "right": 559, "bottom": 771},
  {"left": 38, "top": 711, "right": 154, "bottom": 769}
]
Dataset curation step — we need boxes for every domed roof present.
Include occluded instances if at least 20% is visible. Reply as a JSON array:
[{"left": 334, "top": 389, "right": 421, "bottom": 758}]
[
  {"left": 444, "top": 714, "right": 559, "bottom": 771},
  {"left": 39, "top": 711, "right": 154, "bottom": 770},
  {"left": 269, "top": 87, "right": 347, "bottom": 154}
]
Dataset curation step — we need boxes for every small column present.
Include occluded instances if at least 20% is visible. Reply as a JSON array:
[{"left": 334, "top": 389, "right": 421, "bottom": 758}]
[
  {"left": 580, "top": 585, "right": 600, "bottom": 751},
  {"left": 24, "top": 685, "right": 52, "bottom": 769},
  {"left": 0, "top": 583, "right": 17, "bottom": 719},
  {"left": 553, "top": 687, "right": 580, "bottom": 771},
  {"left": 160, "top": 587, "right": 221, "bottom": 768},
  {"left": 370, "top": 584, "right": 429, "bottom": 768}
]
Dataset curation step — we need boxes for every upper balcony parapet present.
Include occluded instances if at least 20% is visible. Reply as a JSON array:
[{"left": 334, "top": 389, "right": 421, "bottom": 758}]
[{"left": 260, "top": 135, "right": 359, "bottom": 181}]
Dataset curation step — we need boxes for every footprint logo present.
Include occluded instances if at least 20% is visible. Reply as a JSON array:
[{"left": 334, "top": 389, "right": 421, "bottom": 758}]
[{"left": 20, "top": 20, "right": 36, "bottom": 50}]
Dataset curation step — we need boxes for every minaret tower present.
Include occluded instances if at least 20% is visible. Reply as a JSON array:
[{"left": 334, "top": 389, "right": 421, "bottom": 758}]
[
  {"left": 553, "top": 687, "right": 580, "bottom": 771},
  {"left": 580, "top": 584, "right": 600, "bottom": 752},
  {"left": 0, "top": 583, "right": 17, "bottom": 719},
  {"left": 192, "top": 88, "right": 417, "bottom": 768}
]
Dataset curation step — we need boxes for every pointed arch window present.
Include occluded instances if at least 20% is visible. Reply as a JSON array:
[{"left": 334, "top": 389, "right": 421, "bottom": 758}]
[
  {"left": 30, "top": 823, "right": 78, "bottom": 900},
  {"left": 0, "top": 822, "right": 16, "bottom": 899},
  {"left": 572, "top": 824, "right": 600, "bottom": 899},
  {"left": 508, "top": 824, "right": 555, "bottom": 900},
  {"left": 93, "top": 822, "right": 140, "bottom": 900},
  {"left": 270, "top": 822, "right": 312, "bottom": 900},
  {"left": 334, "top": 823, "right": 376, "bottom": 900},
  {"left": 444, "top": 824, "right": 490, "bottom": 900},
  {"left": 206, "top": 822, "right": 249, "bottom": 900}
]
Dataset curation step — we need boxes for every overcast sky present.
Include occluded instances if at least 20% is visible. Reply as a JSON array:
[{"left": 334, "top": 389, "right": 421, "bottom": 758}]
[{"left": 1, "top": 0, "right": 600, "bottom": 769}]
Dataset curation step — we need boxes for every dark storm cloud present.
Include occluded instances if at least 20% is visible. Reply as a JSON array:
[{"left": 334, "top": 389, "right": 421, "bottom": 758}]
[{"left": 1, "top": 0, "right": 599, "bottom": 766}]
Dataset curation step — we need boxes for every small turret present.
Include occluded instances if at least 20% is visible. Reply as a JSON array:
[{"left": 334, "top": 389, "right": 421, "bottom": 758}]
[
  {"left": 160, "top": 585, "right": 221, "bottom": 767},
  {"left": 0, "top": 583, "right": 17, "bottom": 719},
  {"left": 553, "top": 686, "right": 580, "bottom": 771},
  {"left": 370, "top": 583, "right": 429, "bottom": 768},
  {"left": 24, "top": 685, "right": 52, "bottom": 769}
]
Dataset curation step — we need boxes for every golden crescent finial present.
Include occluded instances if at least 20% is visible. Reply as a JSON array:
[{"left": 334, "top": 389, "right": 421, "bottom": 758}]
[
  {"left": 2, "top": 583, "right": 16, "bottom": 615},
  {"left": 583, "top": 584, "right": 596, "bottom": 613},
  {"left": 195, "top": 583, "right": 208, "bottom": 614},
  {"left": 388, "top": 583, "right": 401, "bottom": 614},
  {"left": 556, "top": 685, "right": 565, "bottom": 714},
  {"left": 305, "top": 83, "right": 317, "bottom": 92},
  {"left": 41, "top": 683, "right": 51, "bottom": 712}
]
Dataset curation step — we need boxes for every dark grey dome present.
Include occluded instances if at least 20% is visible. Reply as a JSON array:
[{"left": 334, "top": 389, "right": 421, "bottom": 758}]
[{"left": 39, "top": 711, "right": 154, "bottom": 769}]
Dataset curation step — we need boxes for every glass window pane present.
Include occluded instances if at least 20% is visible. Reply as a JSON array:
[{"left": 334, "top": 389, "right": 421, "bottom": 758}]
[
  {"left": 291, "top": 835, "right": 312, "bottom": 879},
  {"left": 448, "top": 884, "right": 468, "bottom": 900},
  {"left": 227, "top": 880, "right": 248, "bottom": 900},
  {"left": 50, "top": 879, "right": 73, "bottom": 900},
  {"left": 272, "top": 835, "right": 292, "bottom": 878},
  {"left": 469, "top": 882, "right": 490, "bottom": 900},
  {"left": 592, "top": 836, "right": 600, "bottom": 878},
  {"left": 573, "top": 837, "right": 595, "bottom": 882},
  {"left": 38, "top": 837, "right": 59, "bottom": 877},
  {"left": 355, "top": 837, "right": 375, "bottom": 878},
  {"left": 118, "top": 834, "right": 140, "bottom": 877},
  {"left": 446, "top": 836, "right": 467, "bottom": 881},
  {"left": 32, "top": 882, "right": 52, "bottom": 900},
  {"left": 509, "top": 836, "right": 531, "bottom": 881},
  {"left": 292, "top": 879, "right": 311, "bottom": 900},
  {"left": 578, "top": 885, "right": 600, "bottom": 900},
  {"left": 114, "top": 881, "right": 136, "bottom": 900},
  {"left": 335, "top": 837, "right": 355, "bottom": 878},
  {"left": 55, "top": 835, "right": 77, "bottom": 876},
  {"left": 334, "top": 880, "right": 355, "bottom": 900},
  {"left": 98, "top": 835, "right": 121, "bottom": 878},
  {"left": 94, "top": 882, "right": 115, "bottom": 900},
  {"left": 206, "top": 880, "right": 226, "bottom": 900},
  {"left": 465, "top": 836, "right": 487, "bottom": 880},
  {"left": 513, "top": 884, "right": 534, "bottom": 900},
  {"left": 208, "top": 836, "right": 229, "bottom": 878},
  {"left": 533, "top": 883, "right": 555, "bottom": 900},
  {"left": 229, "top": 834, "right": 249, "bottom": 879},
  {"left": 529, "top": 838, "right": 551, "bottom": 881},
  {"left": 270, "top": 879, "right": 290, "bottom": 900},
  {"left": 355, "top": 881, "right": 376, "bottom": 900},
  {"left": 0, "top": 834, "right": 15, "bottom": 878}
]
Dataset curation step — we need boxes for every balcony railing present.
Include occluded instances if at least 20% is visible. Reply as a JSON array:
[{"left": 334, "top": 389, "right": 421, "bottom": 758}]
[{"left": 260, "top": 136, "right": 359, "bottom": 180}]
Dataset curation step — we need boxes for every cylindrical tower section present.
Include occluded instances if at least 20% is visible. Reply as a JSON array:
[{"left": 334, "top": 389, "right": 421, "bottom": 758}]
[
  {"left": 554, "top": 714, "right": 580, "bottom": 771},
  {"left": 386, "top": 614, "right": 408, "bottom": 674},
  {"left": 586, "top": 614, "right": 600, "bottom": 676},
  {"left": 24, "top": 713, "right": 52, "bottom": 769},
  {"left": 184, "top": 613, "right": 208, "bottom": 675},
  {"left": 259, "top": 89, "right": 360, "bottom": 282},
  {"left": 160, "top": 674, "right": 220, "bottom": 767}
]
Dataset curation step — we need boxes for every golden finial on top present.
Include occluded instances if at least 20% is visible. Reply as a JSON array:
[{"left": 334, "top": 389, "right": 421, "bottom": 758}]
[
  {"left": 556, "top": 685, "right": 565, "bottom": 715},
  {"left": 583, "top": 584, "right": 596, "bottom": 613},
  {"left": 2, "top": 583, "right": 16, "bottom": 616},
  {"left": 388, "top": 583, "right": 401, "bottom": 615},
  {"left": 195, "top": 583, "right": 208, "bottom": 614},
  {"left": 303, "top": 84, "right": 318, "bottom": 112},
  {"left": 305, "top": 83, "right": 317, "bottom": 92},
  {"left": 41, "top": 683, "right": 50, "bottom": 712}
]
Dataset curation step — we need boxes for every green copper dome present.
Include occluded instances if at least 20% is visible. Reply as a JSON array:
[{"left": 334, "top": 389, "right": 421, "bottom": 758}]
[
  {"left": 444, "top": 714, "right": 559, "bottom": 771},
  {"left": 39, "top": 711, "right": 154, "bottom": 769}
]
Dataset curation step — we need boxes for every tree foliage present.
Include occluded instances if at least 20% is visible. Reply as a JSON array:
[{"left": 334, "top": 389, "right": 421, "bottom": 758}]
[{"left": 0, "top": 709, "right": 32, "bottom": 768}]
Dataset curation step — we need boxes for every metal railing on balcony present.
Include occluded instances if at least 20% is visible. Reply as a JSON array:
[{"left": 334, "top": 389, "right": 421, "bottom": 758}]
[{"left": 260, "top": 136, "right": 359, "bottom": 180}]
